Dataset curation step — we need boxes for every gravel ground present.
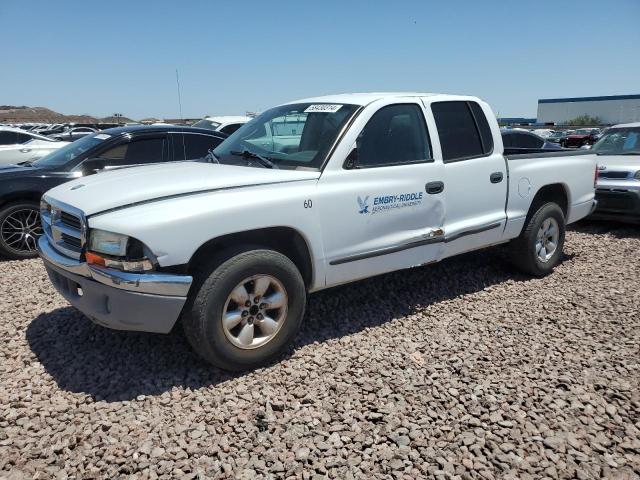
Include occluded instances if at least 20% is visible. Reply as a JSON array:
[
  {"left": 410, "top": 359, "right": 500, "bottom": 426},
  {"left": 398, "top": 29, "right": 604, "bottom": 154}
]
[{"left": 1, "top": 222, "right": 639, "bottom": 480}]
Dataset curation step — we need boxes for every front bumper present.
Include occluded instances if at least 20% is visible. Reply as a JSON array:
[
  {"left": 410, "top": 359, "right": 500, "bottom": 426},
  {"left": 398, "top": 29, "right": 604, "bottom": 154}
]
[
  {"left": 592, "top": 187, "right": 640, "bottom": 222},
  {"left": 38, "top": 236, "right": 193, "bottom": 333}
]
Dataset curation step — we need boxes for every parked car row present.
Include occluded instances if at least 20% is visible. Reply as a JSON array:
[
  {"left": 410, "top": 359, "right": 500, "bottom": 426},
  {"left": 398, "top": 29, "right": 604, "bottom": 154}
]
[
  {"left": 3, "top": 92, "right": 636, "bottom": 371},
  {"left": 530, "top": 128, "right": 603, "bottom": 148},
  {"left": 0, "top": 126, "right": 69, "bottom": 166}
]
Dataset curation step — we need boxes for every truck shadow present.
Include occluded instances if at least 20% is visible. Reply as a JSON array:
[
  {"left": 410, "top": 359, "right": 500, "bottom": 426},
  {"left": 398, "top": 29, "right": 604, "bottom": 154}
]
[{"left": 26, "top": 246, "right": 551, "bottom": 402}]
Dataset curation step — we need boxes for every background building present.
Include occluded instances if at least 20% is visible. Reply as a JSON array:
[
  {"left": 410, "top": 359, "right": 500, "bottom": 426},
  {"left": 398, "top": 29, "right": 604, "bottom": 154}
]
[{"left": 537, "top": 94, "right": 640, "bottom": 125}]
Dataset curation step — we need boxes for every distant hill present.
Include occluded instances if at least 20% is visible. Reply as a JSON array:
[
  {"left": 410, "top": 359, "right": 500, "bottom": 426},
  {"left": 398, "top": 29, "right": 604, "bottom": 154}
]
[{"left": 0, "top": 105, "right": 134, "bottom": 124}]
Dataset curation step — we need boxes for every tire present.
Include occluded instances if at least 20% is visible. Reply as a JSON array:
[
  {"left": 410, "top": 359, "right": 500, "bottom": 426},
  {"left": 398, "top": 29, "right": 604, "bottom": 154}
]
[
  {"left": 182, "top": 247, "right": 306, "bottom": 371},
  {"left": 509, "top": 202, "right": 566, "bottom": 277},
  {"left": 0, "top": 201, "right": 42, "bottom": 260}
]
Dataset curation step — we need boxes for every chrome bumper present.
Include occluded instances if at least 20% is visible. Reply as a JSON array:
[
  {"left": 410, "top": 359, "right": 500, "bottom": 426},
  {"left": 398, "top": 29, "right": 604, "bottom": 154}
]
[{"left": 37, "top": 235, "right": 192, "bottom": 297}]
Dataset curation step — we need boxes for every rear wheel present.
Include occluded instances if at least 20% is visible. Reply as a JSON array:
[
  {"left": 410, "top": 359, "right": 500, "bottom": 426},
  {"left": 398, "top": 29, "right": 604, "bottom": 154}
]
[
  {"left": 0, "top": 201, "right": 42, "bottom": 260},
  {"left": 183, "top": 247, "right": 306, "bottom": 371},
  {"left": 509, "top": 202, "right": 566, "bottom": 277}
]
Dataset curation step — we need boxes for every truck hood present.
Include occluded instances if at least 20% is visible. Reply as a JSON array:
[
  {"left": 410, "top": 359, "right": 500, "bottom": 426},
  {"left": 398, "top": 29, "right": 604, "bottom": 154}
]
[{"left": 44, "top": 162, "right": 320, "bottom": 215}]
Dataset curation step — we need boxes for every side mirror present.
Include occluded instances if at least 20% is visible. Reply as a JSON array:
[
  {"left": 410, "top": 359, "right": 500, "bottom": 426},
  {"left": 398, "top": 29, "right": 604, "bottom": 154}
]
[
  {"left": 81, "top": 158, "right": 106, "bottom": 175},
  {"left": 344, "top": 147, "right": 358, "bottom": 169}
]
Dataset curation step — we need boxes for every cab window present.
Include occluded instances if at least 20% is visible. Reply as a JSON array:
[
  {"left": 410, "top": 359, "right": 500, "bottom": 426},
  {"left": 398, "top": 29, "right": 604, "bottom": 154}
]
[{"left": 355, "top": 104, "right": 431, "bottom": 168}]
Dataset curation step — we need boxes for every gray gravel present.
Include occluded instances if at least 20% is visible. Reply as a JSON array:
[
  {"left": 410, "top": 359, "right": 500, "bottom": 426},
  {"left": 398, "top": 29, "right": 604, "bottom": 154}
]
[{"left": 1, "top": 222, "right": 639, "bottom": 479}]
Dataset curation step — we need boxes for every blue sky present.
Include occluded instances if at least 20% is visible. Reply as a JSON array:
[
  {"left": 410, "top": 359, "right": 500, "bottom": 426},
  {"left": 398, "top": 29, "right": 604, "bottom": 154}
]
[{"left": 1, "top": 0, "right": 639, "bottom": 120}]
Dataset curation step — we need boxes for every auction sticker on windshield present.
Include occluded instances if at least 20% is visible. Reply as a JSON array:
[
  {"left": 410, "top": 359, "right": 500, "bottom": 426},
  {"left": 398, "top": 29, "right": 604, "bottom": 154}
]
[
  {"left": 304, "top": 104, "right": 343, "bottom": 113},
  {"left": 94, "top": 134, "right": 111, "bottom": 140}
]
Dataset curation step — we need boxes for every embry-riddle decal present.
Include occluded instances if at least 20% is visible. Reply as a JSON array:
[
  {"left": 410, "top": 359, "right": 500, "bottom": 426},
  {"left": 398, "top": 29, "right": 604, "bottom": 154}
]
[{"left": 358, "top": 192, "right": 424, "bottom": 215}]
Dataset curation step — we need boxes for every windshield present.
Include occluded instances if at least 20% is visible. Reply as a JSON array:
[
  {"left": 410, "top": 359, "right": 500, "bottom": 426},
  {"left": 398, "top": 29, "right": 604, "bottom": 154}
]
[
  {"left": 192, "top": 119, "right": 221, "bottom": 130},
  {"left": 33, "top": 133, "right": 110, "bottom": 168},
  {"left": 213, "top": 103, "right": 360, "bottom": 170},
  {"left": 591, "top": 127, "right": 640, "bottom": 155}
]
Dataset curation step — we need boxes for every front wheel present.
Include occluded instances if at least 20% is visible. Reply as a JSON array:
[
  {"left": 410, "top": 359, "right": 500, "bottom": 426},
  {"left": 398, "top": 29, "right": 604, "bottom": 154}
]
[
  {"left": 509, "top": 202, "right": 566, "bottom": 277},
  {"left": 0, "top": 201, "right": 43, "bottom": 260},
  {"left": 183, "top": 248, "right": 306, "bottom": 371}
]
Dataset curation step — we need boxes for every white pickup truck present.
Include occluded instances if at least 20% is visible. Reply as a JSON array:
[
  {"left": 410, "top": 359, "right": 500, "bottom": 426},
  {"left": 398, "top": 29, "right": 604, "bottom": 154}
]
[{"left": 38, "top": 93, "right": 597, "bottom": 370}]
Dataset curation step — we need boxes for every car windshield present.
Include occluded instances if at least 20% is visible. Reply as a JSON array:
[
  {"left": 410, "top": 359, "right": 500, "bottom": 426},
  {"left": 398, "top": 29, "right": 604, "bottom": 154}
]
[
  {"left": 575, "top": 129, "right": 591, "bottom": 135},
  {"left": 591, "top": 127, "right": 640, "bottom": 155},
  {"left": 192, "top": 119, "right": 221, "bottom": 130},
  {"left": 213, "top": 103, "right": 360, "bottom": 170},
  {"left": 33, "top": 133, "right": 110, "bottom": 168}
]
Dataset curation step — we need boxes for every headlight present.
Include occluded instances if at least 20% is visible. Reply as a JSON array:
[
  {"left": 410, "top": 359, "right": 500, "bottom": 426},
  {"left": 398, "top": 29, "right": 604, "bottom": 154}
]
[
  {"left": 89, "top": 229, "right": 129, "bottom": 256},
  {"left": 635, "top": 170, "right": 640, "bottom": 180},
  {"left": 87, "top": 229, "right": 155, "bottom": 272}
]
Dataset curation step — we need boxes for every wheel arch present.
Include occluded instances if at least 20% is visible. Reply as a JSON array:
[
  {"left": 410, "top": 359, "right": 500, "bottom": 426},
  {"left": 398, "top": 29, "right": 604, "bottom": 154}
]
[
  {"left": 0, "top": 192, "right": 43, "bottom": 210},
  {"left": 527, "top": 183, "right": 569, "bottom": 220},
  {"left": 187, "top": 226, "right": 314, "bottom": 289}
]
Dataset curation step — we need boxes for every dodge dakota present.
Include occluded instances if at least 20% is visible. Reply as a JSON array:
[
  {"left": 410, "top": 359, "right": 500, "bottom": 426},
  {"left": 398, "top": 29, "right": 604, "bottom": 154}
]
[{"left": 37, "top": 93, "right": 598, "bottom": 370}]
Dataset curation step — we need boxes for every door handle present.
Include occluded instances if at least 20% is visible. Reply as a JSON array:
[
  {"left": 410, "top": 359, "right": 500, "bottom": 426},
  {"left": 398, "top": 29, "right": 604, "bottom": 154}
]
[
  {"left": 425, "top": 181, "right": 444, "bottom": 194},
  {"left": 20, "top": 148, "right": 31, "bottom": 153},
  {"left": 490, "top": 172, "right": 503, "bottom": 183}
]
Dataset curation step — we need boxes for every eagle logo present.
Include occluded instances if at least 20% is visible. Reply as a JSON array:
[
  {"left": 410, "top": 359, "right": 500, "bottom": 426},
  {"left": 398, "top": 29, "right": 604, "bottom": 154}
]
[{"left": 357, "top": 196, "right": 370, "bottom": 214}]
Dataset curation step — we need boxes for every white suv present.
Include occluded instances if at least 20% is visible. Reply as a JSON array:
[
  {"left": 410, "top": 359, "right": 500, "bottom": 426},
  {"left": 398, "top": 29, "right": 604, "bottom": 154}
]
[{"left": 192, "top": 116, "right": 252, "bottom": 135}]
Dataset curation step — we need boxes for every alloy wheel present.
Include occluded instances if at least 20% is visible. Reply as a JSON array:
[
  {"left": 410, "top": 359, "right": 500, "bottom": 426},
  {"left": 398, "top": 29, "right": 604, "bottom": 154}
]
[
  {"left": 535, "top": 217, "right": 559, "bottom": 263},
  {"left": 1, "top": 208, "right": 43, "bottom": 254},
  {"left": 221, "top": 274, "right": 288, "bottom": 349}
]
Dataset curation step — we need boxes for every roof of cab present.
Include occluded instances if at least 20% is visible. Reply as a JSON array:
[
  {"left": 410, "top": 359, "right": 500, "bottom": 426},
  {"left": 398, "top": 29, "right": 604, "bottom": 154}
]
[
  {"left": 611, "top": 122, "right": 640, "bottom": 128},
  {"left": 284, "top": 92, "right": 477, "bottom": 107}
]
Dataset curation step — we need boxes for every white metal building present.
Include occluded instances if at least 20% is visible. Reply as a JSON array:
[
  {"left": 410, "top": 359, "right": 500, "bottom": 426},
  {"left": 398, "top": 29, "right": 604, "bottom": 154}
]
[{"left": 537, "top": 94, "right": 640, "bottom": 125}]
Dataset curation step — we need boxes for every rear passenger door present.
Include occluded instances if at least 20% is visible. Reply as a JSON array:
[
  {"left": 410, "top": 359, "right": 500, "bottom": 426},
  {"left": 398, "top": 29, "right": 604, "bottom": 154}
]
[
  {"left": 171, "top": 132, "right": 225, "bottom": 161},
  {"left": 426, "top": 99, "right": 507, "bottom": 257}
]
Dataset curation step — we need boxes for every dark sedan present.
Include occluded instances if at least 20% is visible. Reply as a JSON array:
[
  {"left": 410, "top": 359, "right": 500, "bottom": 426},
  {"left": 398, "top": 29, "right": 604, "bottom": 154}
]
[
  {"left": 501, "top": 129, "right": 565, "bottom": 155},
  {"left": 0, "top": 125, "right": 226, "bottom": 259}
]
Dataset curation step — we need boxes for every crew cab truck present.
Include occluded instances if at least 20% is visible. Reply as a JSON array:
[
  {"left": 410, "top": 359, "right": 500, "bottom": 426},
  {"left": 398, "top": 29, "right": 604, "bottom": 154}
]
[{"left": 37, "top": 93, "right": 597, "bottom": 371}]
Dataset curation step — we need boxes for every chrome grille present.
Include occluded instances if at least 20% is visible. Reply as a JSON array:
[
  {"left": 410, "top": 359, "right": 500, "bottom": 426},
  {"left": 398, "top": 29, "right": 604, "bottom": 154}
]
[
  {"left": 60, "top": 211, "right": 82, "bottom": 230},
  {"left": 41, "top": 197, "right": 86, "bottom": 260}
]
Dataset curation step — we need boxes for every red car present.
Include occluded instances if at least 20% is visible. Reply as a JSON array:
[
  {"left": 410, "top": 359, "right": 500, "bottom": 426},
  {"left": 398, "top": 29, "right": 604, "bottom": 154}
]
[{"left": 560, "top": 129, "right": 600, "bottom": 148}]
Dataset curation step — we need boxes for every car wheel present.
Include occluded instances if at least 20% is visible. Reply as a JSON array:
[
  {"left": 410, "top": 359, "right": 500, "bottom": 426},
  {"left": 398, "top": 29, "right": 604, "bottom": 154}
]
[
  {"left": 0, "top": 201, "right": 43, "bottom": 260},
  {"left": 183, "top": 247, "right": 306, "bottom": 371},
  {"left": 509, "top": 202, "right": 566, "bottom": 277}
]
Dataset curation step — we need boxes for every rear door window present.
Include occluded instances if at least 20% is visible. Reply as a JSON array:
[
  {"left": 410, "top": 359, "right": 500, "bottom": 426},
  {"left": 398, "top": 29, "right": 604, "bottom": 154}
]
[
  {"left": 0, "top": 131, "right": 19, "bottom": 145},
  {"left": 469, "top": 102, "right": 494, "bottom": 154},
  {"left": 431, "top": 101, "right": 487, "bottom": 162},
  {"left": 172, "top": 133, "right": 224, "bottom": 161},
  {"left": 513, "top": 132, "right": 544, "bottom": 149},
  {"left": 98, "top": 136, "right": 167, "bottom": 165}
]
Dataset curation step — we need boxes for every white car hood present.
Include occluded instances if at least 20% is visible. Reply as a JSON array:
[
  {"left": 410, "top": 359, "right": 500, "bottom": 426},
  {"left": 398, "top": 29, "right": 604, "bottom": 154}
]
[{"left": 45, "top": 162, "right": 320, "bottom": 215}]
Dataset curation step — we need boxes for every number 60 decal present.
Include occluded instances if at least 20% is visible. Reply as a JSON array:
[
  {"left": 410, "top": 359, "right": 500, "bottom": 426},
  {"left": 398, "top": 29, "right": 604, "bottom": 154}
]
[{"left": 303, "top": 199, "right": 313, "bottom": 209}]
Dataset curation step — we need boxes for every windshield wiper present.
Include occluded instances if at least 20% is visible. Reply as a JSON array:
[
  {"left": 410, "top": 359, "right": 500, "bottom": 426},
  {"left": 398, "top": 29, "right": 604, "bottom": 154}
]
[
  {"left": 16, "top": 160, "right": 34, "bottom": 166},
  {"left": 230, "top": 149, "right": 278, "bottom": 169},
  {"left": 204, "top": 149, "right": 220, "bottom": 164}
]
